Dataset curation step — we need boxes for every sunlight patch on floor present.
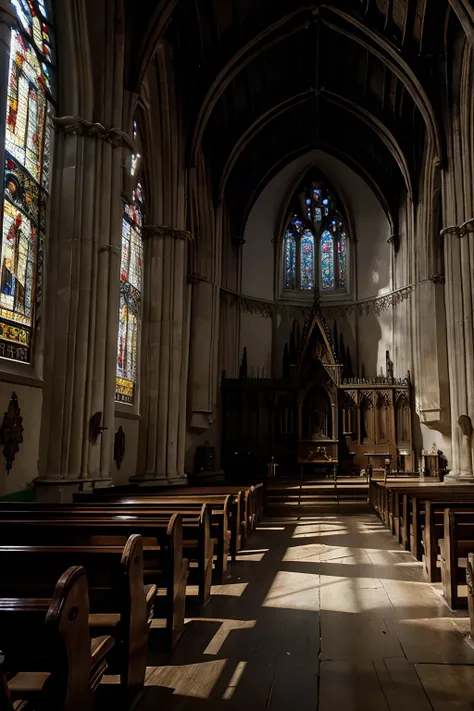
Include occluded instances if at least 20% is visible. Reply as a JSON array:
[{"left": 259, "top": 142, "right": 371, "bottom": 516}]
[
  {"left": 262, "top": 570, "right": 320, "bottom": 610},
  {"left": 145, "top": 659, "right": 227, "bottom": 698},
  {"left": 210, "top": 582, "right": 249, "bottom": 596},
  {"left": 222, "top": 661, "right": 247, "bottom": 700},
  {"left": 204, "top": 620, "right": 256, "bottom": 655}
]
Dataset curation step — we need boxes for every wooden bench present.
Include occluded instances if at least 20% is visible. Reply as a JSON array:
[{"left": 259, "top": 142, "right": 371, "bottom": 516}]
[
  {"left": 0, "top": 565, "right": 114, "bottom": 711},
  {"left": 72, "top": 494, "right": 234, "bottom": 570},
  {"left": 0, "top": 513, "right": 187, "bottom": 650},
  {"left": 79, "top": 483, "right": 258, "bottom": 545},
  {"left": 422, "top": 501, "right": 474, "bottom": 581},
  {"left": 370, "top": 480, "right": 474, "bottom": 555},
  {"left": 0, "top": 534, "right": 153, "bottom": 696},
  {"left": 439, "top": 508, "right": 474, "bottom": 608},
  {"left": 0, "top": 502, "right": 214, "bottom": 603}
]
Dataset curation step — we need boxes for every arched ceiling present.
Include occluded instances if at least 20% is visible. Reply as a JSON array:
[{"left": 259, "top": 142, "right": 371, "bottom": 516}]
[{"left": 127, "top": 0, "right": 456, "bottom": 236}]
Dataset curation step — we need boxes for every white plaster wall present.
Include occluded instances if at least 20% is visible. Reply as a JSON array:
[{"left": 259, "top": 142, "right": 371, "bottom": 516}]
[
  {"left": 0, "top": 383, "right": 42, "bottom": 497},
  {"left": 241, "top": 149, "right": 392, "bottom": 378}
]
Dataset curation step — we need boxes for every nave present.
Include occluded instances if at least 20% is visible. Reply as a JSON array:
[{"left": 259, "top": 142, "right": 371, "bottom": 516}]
[{"left": 130, "top": 507, "right": 474, "bottom": 711}]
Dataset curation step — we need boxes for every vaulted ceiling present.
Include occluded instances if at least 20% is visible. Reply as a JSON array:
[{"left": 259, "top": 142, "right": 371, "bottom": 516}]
[{"left": 127, "top": 0, "right": 461, "bottom": 235}]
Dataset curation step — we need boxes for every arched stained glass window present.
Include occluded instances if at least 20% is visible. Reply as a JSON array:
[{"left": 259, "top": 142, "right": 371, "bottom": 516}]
[
  {"left": 281, "top": 175, "right": 349, "bottom": 295},
  {"left": 116, "top": 184, "right": 144, "bottom": 404},
  {"left": 284, "top": 231, "right": 296, "bottom": 289},
  {"left": 320, "top": 230, "right": 334, "bottom": 290},
  {"left": 300, "top": 230, "right": 314, "bottom": 290},
  {"left": 1, "top": 0, "right": 54, "bottom": 362}
]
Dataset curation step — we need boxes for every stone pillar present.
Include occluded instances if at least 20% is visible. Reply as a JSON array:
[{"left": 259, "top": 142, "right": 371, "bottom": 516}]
[
  {"left": 135, "top": 225, "right": 191, "bottom": 481},
  {"left": 38, "top": 119, "right": 133, "bottom": 488},
  {"left": 441, "top": 220, "right": 474, "bottom": 478},
  {"left": 36, "top": 0, "right": 129, "bottom": 496}
]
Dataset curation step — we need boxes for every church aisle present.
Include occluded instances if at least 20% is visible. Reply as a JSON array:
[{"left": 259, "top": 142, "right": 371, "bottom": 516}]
[{"left": 138, "top": 506, "right": 474, "bottom": 710}]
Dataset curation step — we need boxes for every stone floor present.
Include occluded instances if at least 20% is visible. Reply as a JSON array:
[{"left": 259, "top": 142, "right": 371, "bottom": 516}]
[{"left": 125, "top": 506, "right": 474, "bottom": 709}]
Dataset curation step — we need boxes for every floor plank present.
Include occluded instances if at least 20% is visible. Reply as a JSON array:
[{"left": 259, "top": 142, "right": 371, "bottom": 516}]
[{"left": 101, "top": 507, "right": 474, "bottom": 710}]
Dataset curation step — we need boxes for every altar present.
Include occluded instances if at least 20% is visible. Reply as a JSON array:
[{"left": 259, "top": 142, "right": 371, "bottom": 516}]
[{"left": 221, "top": 299, "right": 414, "bottom": 480}]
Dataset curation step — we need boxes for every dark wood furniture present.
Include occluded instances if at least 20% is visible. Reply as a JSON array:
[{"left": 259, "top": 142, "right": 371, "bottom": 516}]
[
  {"left": 0, "top": 565, "right": 114, "bottom": 711},
  {"left": 439, "top": 508, "right": 474, "bottom": 609},
  {"left": 0, "top": 512, "right": 187, "bottom": 650}
]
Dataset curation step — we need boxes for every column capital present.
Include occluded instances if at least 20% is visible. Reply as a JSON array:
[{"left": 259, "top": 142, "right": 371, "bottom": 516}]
[
  {"left": 143, "top": 225, "right": 193, "bottom": 242},
  {"left": 51, "top": 116, "right": 135, "bottom": 152},
  {"left": 440, "top": 217, "right": 474, "bottom": 239}
]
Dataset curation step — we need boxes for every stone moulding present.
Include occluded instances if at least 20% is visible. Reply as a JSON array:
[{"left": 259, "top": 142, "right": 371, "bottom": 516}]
[
  {"left": 143, "top": 225, "right": 194, "bottom": 241},
  {"left": 440, "top": 217, "right": 474, "bottom": 238},
  {"left": 220, "top": 283, "right": 415, "bottom": 320},
  {"left": 52, "top": 116, "right": 135, "bottom": 151}
]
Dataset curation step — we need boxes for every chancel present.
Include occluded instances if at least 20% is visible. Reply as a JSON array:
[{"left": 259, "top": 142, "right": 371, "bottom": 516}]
[{"left": 2, "top": 0, "right": 474, "bottom": 708}]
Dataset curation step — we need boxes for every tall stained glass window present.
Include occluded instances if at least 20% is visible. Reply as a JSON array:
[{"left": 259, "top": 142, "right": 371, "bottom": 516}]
[
  {"left": 1, "top": 0, "right": 54, "bottom": 362},
  {"left": 300, "top": 230, "right": 314, "bottom": 290},
  {"left": 284, "top": 231, "right": 296, "bottom": 289},
  {"left": 116, "top": 184, "right": 144, "bottom": 404},
  {"left": 320, "top": 230, "right": 334, "bottom": 290},
  {"left": 281, "top": 174, "right": 349, "bottom": 295}
]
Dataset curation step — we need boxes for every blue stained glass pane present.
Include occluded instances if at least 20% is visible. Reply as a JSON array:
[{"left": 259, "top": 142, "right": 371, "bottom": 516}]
[
  {"left": 323, "top": 198, "right": 329, "bottom": 206},
  {"left": 338, "top": 232, "right": 347, "bottom": 289},
  {"left": 315, "top": 207, "right": 322, "bottom": 222},
  {"left": 284, "top": 232, "right": 296, "bottom": 289},
  {"left": 300, "top": 229, "right": 314, "bottom": 290},
  {"left": 306, "top": 198, "right": 311, "bottom": 206},
  {"left": 321, "top": 230, "right": 334, "bottom": 290}
]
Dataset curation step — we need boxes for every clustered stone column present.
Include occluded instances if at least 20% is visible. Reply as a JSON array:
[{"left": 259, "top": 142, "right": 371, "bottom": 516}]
[
  {"left": 37, "top": 0, "right": 130, "bottom": 494},
  {"left": 38, "top": 119, "right": 132, "bottom": 487},
  {"left": 135, "top": 225, "right": 192, "bottom": 481},
  {"left": 441, "top": 219, "right": 474, "bottom": 481}
]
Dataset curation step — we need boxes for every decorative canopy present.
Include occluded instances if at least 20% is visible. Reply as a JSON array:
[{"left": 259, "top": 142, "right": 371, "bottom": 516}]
[{"left": 299, "top": 294, "right": 341, "bottom": 386}]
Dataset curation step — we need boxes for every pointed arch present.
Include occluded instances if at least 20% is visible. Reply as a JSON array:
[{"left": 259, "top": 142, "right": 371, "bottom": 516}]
[{"left": 281, "top": 171, "right": 351, "bottom": 296}]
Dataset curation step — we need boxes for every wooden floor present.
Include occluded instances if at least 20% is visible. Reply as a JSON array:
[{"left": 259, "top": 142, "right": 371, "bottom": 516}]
[{"left": 109, "top": 505, "right": 474, "bottom": 710}]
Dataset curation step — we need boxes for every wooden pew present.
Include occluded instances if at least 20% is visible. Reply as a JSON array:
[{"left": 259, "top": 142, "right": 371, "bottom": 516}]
[
  {"left": 0, "top": 565, "right": 113, "bottom": 711},
  {"left": 0, "top": 503, "right": 214, "bottom": 603},
  {"left": 78, "top": 484, "right": 252, "bottom": 548},
  {"left": 72, "top": 493, "right": 235, "bottom": 568},
  {"left": 371, "top": 480, "right": 474, "bottom": 555},
  {"left": 439, "top": 508, "right": 474, "bottom": 609},
  {"left": 422, "top": 501, "right": 474, "bottom": 581},
  {"left": 0, "top": 534, "right": 152, "bottom": 695},
  {"left": 0, "top": 513, "right": 187, "bottom": 650}
]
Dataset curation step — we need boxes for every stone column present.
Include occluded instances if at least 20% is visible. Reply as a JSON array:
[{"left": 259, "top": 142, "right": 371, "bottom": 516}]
[
  {"left": 135, "top": 225, "right": 191, "bottom": 481},
  {"left": 441, "top": 220, "right": 474, "bottom": 479},
  {"left": 38, "top": 119, "right": 133, "bottom": 490},
  {"left": 36, "top": 0, "right": 130, "bottom": 497}
]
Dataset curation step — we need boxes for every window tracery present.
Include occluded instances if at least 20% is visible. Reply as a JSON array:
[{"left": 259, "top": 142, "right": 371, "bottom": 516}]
[
  {"left": 283, "top": 177, "right": 349, "bottom": 296},
  {"left": 1, "top": 0, "right": 54, "bottom": 362}
]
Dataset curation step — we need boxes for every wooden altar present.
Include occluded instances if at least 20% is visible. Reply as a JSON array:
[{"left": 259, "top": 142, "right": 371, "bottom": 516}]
[{"left": 221, "top": 300, "right": 413, "bottom": 479}]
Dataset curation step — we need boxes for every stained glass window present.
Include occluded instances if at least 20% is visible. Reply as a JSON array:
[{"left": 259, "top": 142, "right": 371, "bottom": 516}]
[
  {"left": 320, "top": 230, "right": 334, "bottom": 290},
  {"left": 282, "top": 176, "right": 349, "bottom": 295},
  {"left": 338, "top": 232, "right": 347, "bottom": 289},
  {"left": 116, "top": 184, "right": 144, "bottom": 404},
  {"left": 284, "top": 232, "right": 296, "bottom": 289},
  {"left": 300, "top": 230, "right": 314, "bottom": 290},
  {"left": 0, "top": 1, "right": 53, "bottom": 363}
]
